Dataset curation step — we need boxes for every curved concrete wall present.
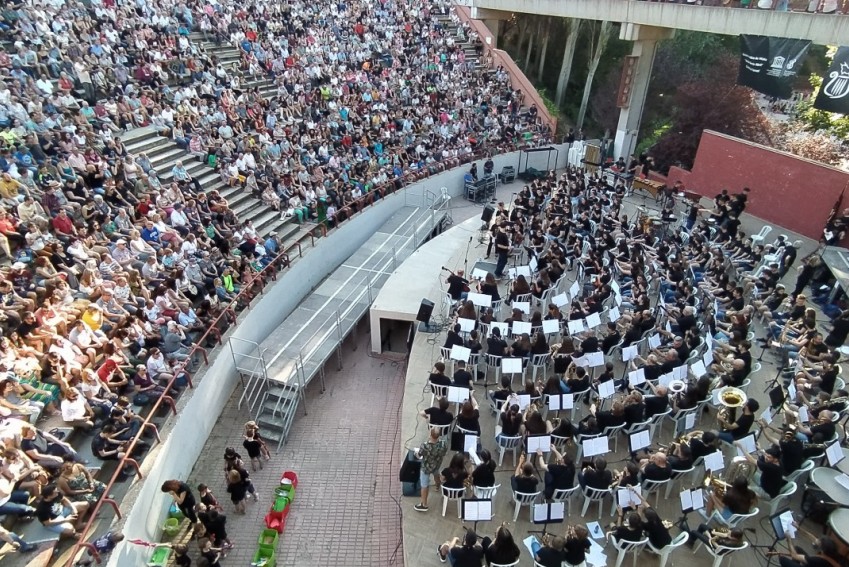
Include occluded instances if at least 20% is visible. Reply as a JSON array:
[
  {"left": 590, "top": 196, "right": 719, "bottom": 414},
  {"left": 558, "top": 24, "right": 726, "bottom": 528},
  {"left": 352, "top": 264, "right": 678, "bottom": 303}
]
[{"left": 105, "top": 145, "right": 570, "bottom": 566}]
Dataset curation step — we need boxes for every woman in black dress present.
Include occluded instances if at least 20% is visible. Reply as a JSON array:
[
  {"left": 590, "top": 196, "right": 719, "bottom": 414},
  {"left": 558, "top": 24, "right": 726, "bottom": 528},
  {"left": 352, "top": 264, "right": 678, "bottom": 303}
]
[{"left": 161, "top": 479, "right": 198, "bottom": 524}]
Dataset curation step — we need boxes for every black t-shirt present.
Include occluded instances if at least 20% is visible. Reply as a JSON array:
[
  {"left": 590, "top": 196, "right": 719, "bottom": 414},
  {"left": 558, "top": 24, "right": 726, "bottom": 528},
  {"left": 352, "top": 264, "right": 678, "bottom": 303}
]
[
  {"left": 429, "top": 373, "right": 451, "bottom": 387},
  {"left": 642, "top": 463, "right": 672, "bottom": 481},
  {"left": 91, "top": 433, "right": 117, "bottom": 460},
  {"left": 780, "top": 439, "right": 804, "bottom": 475},
  {"left": 546, "top": 462, "right": 575, "bottom": 492},
  {"left": 624, "top": 402, "right": 645, "bottom": 426},
  {"left": 643, "top": 519, "right": 672, "bottom": 548},
  {"left": 450, "top": 545, "right": 484, "bottom": 567},
  {"left": 35, "top": 497, "right": 63, "bottom": 524},
  {"left": 487, "top": 337, "right": 508, "bottom": 357},
  {"left": 583, "top": 468, "right": 613, "bottom": 490},
  {"left": 485, "top": 544, "right": 520, "bottom": 565},
  {"left": 757, "top": 457, "right": 785, "bottom": 499},
  {"left": 535, "top": 546, "right": 566, "bottom": 567},
  {"left": 424, "top": 407, "right": 453, "bottom": 426},
  {"left": 810, "top": 421, "right": 836, "bottom": 442},
  {"left": 452, "top": 370, "right": 473, "bottom": 388},
  {"left": 495, "top": 232, "right": 510, "bottom": 256},
  {"left": 441, "top": 467, "right": 469, "bottom": 489},
  {"left": 447, "top": 274, "right": 467, "bottom": 300},
  {"left": 690, "top": 439, "right": 716, "bottom": 460},
  {"left": 513, "top": 474, "right": 539, "bottom": 493},
  {"left": 456, "top": 410, "right": 480, "bottom": 435},
  {"left": 645, "top": 395, "right": 669, "bottom": 418},
  {"left": 613, "top": 526, "right": 644, "bottom": 543},
  {"left": 819, "top": 368, "right": 838, "bottom": 394},
  {"left": 472, "top": 464, "right": 495, "bottom": 487},
  {"left": 563, "top": 537, "right": 591, "bottom": 566},
  {"left": 174, "top": 553, "right": 191, "bottom": 567},
  {"left": 731, "top": 413, "right": 755, "bottom": 440}
]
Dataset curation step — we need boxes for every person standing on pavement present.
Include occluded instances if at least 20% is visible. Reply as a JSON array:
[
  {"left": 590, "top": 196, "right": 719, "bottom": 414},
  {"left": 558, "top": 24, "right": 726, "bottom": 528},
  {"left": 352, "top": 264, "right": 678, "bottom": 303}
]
[
  {"left": 414, "top": 427, "right": 448, "bottom": 513},
  {"left": 494, "top": 224, "right": 510, "bottom": 278}
]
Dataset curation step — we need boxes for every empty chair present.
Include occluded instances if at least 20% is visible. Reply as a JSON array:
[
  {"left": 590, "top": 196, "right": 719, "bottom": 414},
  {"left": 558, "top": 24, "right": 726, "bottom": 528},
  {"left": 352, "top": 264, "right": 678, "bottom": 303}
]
[
  {"left": 692, "top": 540, "right": 749, "bottom": 567},
  {"left": 441, "top": 485, "right": 466, "bottom": 518},
  {"left": 580, "top": 485, "right": 612, "bottom": 518},
  {"left": 664, "top": 465, "right": 697, "bottom": 498},
  {"left": 641, "top": 478, "right": 671, "bottom": 506},
  {"left": 602, "top": 423, "right": 627, "bottom": 453},
  {"left": 648, "top": 531, "right": 689, "bottom": 567},
  {"left": 530, "top": 353, "right": 550, "bottom": 382},
  {"left": 484, "top": 353, "right": 503, "bottom": 384},
  {"left": 496, "top": 435, "right": 523, "bottom": 467},
  {"left": 607, "top": 533, "right": 649, "bottom": 567},
  {"left": 429, "top": 383, "right": 449, "bottom": 407},
  {"left": 467, "top": 353, "right": 481, "bottom": 382},
  {"left": 750, "top": 225, "right": 772, "bottom": 245},
  {"left": 511, "top": 490, "right": 541, "bottom": 521},
  {"left": 439, "top": 347, "right": 455, "bottom": 375}
]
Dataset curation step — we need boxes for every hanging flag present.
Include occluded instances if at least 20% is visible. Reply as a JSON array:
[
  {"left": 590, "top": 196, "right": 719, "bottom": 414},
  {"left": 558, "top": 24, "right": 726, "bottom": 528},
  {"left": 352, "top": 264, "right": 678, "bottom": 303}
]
[
  {"left": 813, "top": 46, "right": 849, "bottom": 114},
  {"left": 738, "top": 35, "right": 811, "bottom": 99}
]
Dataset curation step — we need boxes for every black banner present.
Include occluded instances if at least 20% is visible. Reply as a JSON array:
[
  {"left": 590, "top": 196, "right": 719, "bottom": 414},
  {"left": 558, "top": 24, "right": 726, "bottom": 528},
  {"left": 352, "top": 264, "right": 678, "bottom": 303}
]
[
  {"left": 738, "top": 35, "right": 811, "bottom": 99},
  {"left": 813, "top": 46, "right": 849, "bottom": 114}
]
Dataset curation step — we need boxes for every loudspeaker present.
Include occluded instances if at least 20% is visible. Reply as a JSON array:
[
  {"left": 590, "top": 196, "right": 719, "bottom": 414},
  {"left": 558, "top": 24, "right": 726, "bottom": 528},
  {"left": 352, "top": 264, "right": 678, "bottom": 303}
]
[
  {"left": 415, "top": 299, "right": 435, "bottom": 324},
  {"left": 481, "top": 204, "right": 495, "bottom": 224}
]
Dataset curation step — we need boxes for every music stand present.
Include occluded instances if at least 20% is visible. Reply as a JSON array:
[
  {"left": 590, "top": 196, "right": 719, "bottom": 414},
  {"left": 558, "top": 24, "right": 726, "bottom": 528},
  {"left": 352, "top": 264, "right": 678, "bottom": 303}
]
[
  {"left": 759, "top": 509, "right": 794, "bottom": 567},
  {"left": 675, "top": 487, "right": 706, "bottom": 531},
  {"left": 530, "top": 502, "right": 565, "bottom": 538},
  {"left": 461, "top": 498, "right": 493, "bottom": 534}
]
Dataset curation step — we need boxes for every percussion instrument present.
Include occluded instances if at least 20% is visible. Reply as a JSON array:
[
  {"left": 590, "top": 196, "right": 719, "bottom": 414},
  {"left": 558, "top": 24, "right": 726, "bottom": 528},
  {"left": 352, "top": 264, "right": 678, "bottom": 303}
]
[{"left": 633, "top": 178, "right": 664, "bottom": 198}]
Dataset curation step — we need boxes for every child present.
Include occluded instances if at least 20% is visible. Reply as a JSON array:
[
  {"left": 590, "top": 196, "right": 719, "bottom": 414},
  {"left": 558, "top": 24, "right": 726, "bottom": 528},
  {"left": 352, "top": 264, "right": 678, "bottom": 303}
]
[
  {"left": 77, "top": 531, "right": 125, "bottom": 565},
  {"left": 206, "top": 509, "right": 233, "bottom": 550},
  {"left": 244, "top": 421, "right": 271, "bottom": 460},
  {"left": 197, "top": 484, "right": 223, "bottom": 511},
  {"left": 226, "top": 469, "right": 248, "bottom": 514},
  {"left": 173, "top": 543, "right": 191, "bottom": 567},
  {"left": 242, "top": 429, "right": 263, "bottom": 471},
  {"left": 223, "top": 447, "right": 258, "bottom": 502},
  {"left": 198, "top": 538, "right": 222, "bottom": 567}
]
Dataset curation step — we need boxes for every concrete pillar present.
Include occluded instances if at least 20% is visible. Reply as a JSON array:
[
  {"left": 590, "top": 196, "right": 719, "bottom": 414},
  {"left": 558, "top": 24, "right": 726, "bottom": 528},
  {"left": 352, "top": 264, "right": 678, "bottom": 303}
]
[
  {"left": 613, "top": 24, "right": 675, "bottom": 161},
  {"left": 482, "top": 19, "right": 502, "bottom": 48}
]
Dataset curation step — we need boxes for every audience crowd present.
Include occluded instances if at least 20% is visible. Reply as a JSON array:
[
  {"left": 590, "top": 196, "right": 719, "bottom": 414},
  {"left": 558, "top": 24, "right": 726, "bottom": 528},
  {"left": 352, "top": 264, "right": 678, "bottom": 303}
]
[
  {"left": 0, "top": 0, "right": 552, "bottom": 556},
  {"left": 420, "top": 165, "right": 848, "bottom": 566}
]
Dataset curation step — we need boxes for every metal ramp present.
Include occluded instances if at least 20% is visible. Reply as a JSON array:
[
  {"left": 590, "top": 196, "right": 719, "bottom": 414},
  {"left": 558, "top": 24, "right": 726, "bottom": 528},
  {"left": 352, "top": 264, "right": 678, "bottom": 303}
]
[{"left": 242, "top": 196, "right": 448, "bottom": 449}]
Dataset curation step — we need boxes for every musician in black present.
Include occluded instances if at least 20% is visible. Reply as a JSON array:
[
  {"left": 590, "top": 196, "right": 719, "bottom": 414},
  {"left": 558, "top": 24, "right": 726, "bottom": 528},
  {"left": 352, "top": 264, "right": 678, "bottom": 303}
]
[
  {"left": 493, "top": 224, "right": 510, "bottom": 278},
  {"left": 444, "top": 268, "right": 469, "bottom": 301}
]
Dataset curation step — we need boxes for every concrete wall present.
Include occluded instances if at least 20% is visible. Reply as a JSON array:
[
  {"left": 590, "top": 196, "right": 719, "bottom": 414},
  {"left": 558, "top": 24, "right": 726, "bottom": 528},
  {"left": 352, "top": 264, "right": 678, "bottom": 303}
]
[
  {"left": 667, "top": 130, "right": 849, "bottom": 240},
  {"left": 105, "top": 145, "right": 569, "bottom": 566},
  {"left": 471, "top": 0, "right": 849, "bottom": 45}
]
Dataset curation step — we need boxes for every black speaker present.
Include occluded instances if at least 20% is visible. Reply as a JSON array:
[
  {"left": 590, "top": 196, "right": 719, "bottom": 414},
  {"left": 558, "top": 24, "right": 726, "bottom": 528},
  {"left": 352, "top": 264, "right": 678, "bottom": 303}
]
[
  {"left": 481, "top": 204, "right": 495, "bottom": 224},
  {"left": 415, "top": 299, "right": 435, "bottom": 324}
]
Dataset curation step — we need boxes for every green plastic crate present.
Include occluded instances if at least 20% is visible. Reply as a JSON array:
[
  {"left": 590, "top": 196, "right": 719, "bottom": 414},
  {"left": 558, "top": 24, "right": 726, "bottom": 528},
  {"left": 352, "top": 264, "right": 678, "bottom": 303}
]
[
  {"left": 146, "top": 546, "right": 172, "bottom": 567},
  {"left": 258, "top": 528, "right": 279, "bottom": 548},
  {"left": 274, "top": 483, "right": 295, "bottom": 503},
  {"left": 251, "top": 546, "right": 276, "bottom": 567},
  {"left": 271, "top": 495, "right": 289, "bottom": 513}
]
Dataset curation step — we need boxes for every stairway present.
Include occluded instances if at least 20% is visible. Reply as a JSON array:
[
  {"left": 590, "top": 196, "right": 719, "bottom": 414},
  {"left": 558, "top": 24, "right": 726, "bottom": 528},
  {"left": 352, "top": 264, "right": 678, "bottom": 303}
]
[{"left": 121, "top": 33, "right": 296, "bottom": 239}]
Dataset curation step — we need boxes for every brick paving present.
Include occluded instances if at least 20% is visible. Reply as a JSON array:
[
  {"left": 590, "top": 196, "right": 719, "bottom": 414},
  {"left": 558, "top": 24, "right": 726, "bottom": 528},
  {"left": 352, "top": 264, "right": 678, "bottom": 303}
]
[{"left": 186, "top": 326, "right": 405, "bottom": 567}]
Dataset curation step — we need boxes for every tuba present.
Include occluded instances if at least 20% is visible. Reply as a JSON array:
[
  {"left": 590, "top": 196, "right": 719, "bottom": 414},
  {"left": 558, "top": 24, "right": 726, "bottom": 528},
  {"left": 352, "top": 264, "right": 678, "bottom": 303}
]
[{"left": 703, "top": 471, "right": 730, "bottom": 499}]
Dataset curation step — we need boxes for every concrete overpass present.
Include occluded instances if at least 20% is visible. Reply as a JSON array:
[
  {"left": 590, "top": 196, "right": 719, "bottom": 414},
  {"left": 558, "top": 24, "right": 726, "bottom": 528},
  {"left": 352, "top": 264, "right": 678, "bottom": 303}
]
[
  {"left": 468, "top": 0, "right": 848, "bottom": 159},
  {"left": 470, "top": 0, "right": 849, "bottom": 45}
]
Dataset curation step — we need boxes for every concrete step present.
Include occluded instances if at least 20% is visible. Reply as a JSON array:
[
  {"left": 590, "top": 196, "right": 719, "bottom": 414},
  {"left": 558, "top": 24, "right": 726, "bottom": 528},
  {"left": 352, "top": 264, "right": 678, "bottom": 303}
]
[
  {"left": 257, "top": 414, "right": 288, "bottom": 433},
  {"left": 124, "top": 135, "right": 174, "bottom": 156}
]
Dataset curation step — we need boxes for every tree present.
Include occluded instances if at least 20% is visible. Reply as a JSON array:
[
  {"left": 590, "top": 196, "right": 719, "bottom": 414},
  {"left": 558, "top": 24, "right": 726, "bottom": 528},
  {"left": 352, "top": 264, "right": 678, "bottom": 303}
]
[
  {"left": 555, "top": 19, "right": 582, "bottom": 108},
  {"left": 524, "top": 17, "right": 538, "bottom": 72},
  {"left": 772, "top": 121, "right": 843, "bottom": 166},
  {"left": 650, "top": 54, "right": 773, "bottom": 172},
  {"left": 576, "top": 20, "right": 613, "bottom": 130},
  {"left": 536, "top": 19, "right": 552, "bottom": 83},
  {"left": 794, "top": 74, "right": 849, "bottom": 139}
]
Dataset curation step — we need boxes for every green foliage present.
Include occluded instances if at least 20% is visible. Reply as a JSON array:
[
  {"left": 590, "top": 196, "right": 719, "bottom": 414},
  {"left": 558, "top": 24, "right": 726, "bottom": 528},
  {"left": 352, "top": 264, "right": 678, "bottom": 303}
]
[
  {"left": 794, "top": 74, "right": 849, "bottom": 139},
  {"left": 635, "top": 119, "right": 673, "bottom": 157}
]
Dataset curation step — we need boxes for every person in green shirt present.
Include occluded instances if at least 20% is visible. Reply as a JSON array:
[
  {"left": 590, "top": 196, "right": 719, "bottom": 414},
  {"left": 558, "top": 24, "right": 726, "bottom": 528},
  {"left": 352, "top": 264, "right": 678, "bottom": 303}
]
[{"left": 413, "top": 427, "right": 448, "bottom": 512}]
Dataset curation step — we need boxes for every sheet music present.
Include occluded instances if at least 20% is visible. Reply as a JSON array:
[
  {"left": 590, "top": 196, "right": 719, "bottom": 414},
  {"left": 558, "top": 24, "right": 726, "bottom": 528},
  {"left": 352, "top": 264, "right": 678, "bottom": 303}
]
[
  {"left": 548, "top": 393, "right": 574, "bottom": 411},
  {"left": 567, "top": 319, "right": 585, "bottom": 335},
  {"left": 463, "top": 499, "right": 493, "bottom": 521},
  {"left": 702, "top": 350, "right": 713, "bottom": 368},
  {"left": 622, "top": 345, "right": 638, "bottom": 362},
  {"left": 586, "top": 351, "right": 605, "bottom": 368},
  {"left": 512, "top": 321, "right": 532, "bottom": 335},
  {"left": 515, "top": 265, "right": 531, "bottom": 277},
  {"left": 529, "top": 258, "right": 538, "bottom": 273},
  {"left": 760, "top": 407, "right": 773, "bottom": 425},
  {"left": 517, "top": 394, "right": 531, "bottom": 410},
  {"left": 684, "top": 412, "right": 696, "bottom": 431},
  {"left": 450, "top": 345, "right": 471, "bottom": 362},
  {"left": 648, "top": 334, "right": 661, "bottom": 349},
  {"left": 659, "top": 372, "right": 674, "bottom": 388},
  {"left": 780, "top": 511, "right": 797, "bottom": 538},
  {"left": 491, "top": 322, "right": 508, "bottom": 337},
  {"left": 711, "top": 388, "right": 722, "bottom": 405},
  {"left": 513, "top": 302, "right": 531, "bottom": 315},
  {"left": 502, "top": 358, "right": 523, "bottom": 374},
  {"left": 457, "top": 318, "right": 475, "bottom": 333},
  {"left": 586, "top": 313, "right": 602, "bottom": 329},
  {"left": 464, "top": 435, "right": 478, "bottom": 454},
  {"left": 666, "top": 321, "right": 672, "bottom": 333},
  {"left": 472, "top": 268, "right": 488, "bottom": 280},
  {"left": 550, "top": 502, "right": 565, "bottom": 520},
  {"left": 570, "top": 281, "right": 580, "bottom": 298},
  {"left": 826, "top": 442, "right": 845, "bottom": 466},
  {"left": 617, "top": 486, "right": 641, "bottom": 508},
  {"left": 447, "top": 386, "right": 470, "bottom": 403},
  {"left": 615, "top": 293, "right": 623, "bottom": 306},
  {"left": 583, "top": 436, "right": 610, "bottom": 457},
  {"left": 629, "top": 429, "right": 651, "bottom": 452},
  {"left": 679, "top": 489, "right": 693, "bottom": 512},
  {"left": 706, "top": 332, "right": 713, "bottom": 349},
  {"left": 736, "top": 434, "right": 757, "bottom": 456},
  {"left": 533, "top": 503, "right": 549, "bottom": 523},
  {"left": 788, "top": 382, "right": 797, "bottom": 402},
  {"left": 527, "top": 435, "right": 552, "bottom": 453},
  {"left": 572, "top": 355, "right": 588, "bottom": 368},
  {"left": 552, "top": 292, "right": 569, "bottom": 307},
  {"left": 467, "top": 292, "right": 492, "bottom": 307},
  {"left": 611, "top": 280, "right": 620, "bottom": 293},
  {"left": 690, "top": 360, "right": 707, "bottom": 379},
  {"left": 597, "top": 380, "right": 615, "bottom": 399},
  {"left": 542, "top": 319, "right": 560, "bottom": 334},
  {"left": 798, "top": 405, "right": 809, "bottom": 423},
  {"left": 673, "top": 365, "right": 688, "bottom": 380},
  {"left": 703, "top": 450, "right": 725, "bottom": 472},
  {"left": 691, "top": 488, "right": 705, "bottom": 511},
  {"left": 608, "top": 307, "right": 621, "bottom": 322},
  {"left": 628, "top": 368, "right": 646, "bottom": 386}
]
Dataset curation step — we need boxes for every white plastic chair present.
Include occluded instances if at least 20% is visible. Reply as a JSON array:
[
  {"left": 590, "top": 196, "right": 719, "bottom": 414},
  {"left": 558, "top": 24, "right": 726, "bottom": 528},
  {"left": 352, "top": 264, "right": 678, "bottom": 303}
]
[
  {"left": 580, "top": 485, "right": 612, "bottom": 517},
  {"left": 430, "top": 422, "right": 453, "bottom": 440},
  {"left": 552, "top": 486, "right": 580, "bottom": 516},
  {"left": 766, "top": 481, "right": 797, "bottom": 516},
  {"left": 692, "top": 540, "right": 750, "bottom": 567},
  {"left": 473, "top": 484, "right": 500, "bottom": 500},
  {"left": 530, "top": 353, "right": 550, "bottom": 382},
  {"left": 496, "top": 435, "right": 523, "bottom": 467},
  {"left": 786, "top": 459, "right": 814, "bottom": 485},
  {"left": 484, "top": 353, "right": 503, "bottom": 384},
  {"left": 602, "top": 423, "right": 626, "bottom": 453},
  {"left": 750, "top": 225, "right": 772, "bottom": 245},
  {"left": 511, "top": 490, "right": 540, "bottom": 521},
  {"left": 430, "top": 383, "right": 449, "bottom": 406},
  {"left": 607, "top": 533, "right": 649, "bottom": 567},
  {"left": 642, "top": 478, "right": 671, "bottom": 506},
  {"left": 648, "top": 531, "right": 689, "bottom": 567},
  {"left": 441, "top": 485, "right": 466, "bottom": 517},
  {"left": 490, "top": 561, "right": 520, "bottom": 567},
  {"left": 439, "top": 347, "right": 455, "bottom": 375},
  {"left": 701, "top": 506, "right": 760, "bottom": 529},
  {"left": 665, "top": 465, "right": 697, "bottom": 498}
]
